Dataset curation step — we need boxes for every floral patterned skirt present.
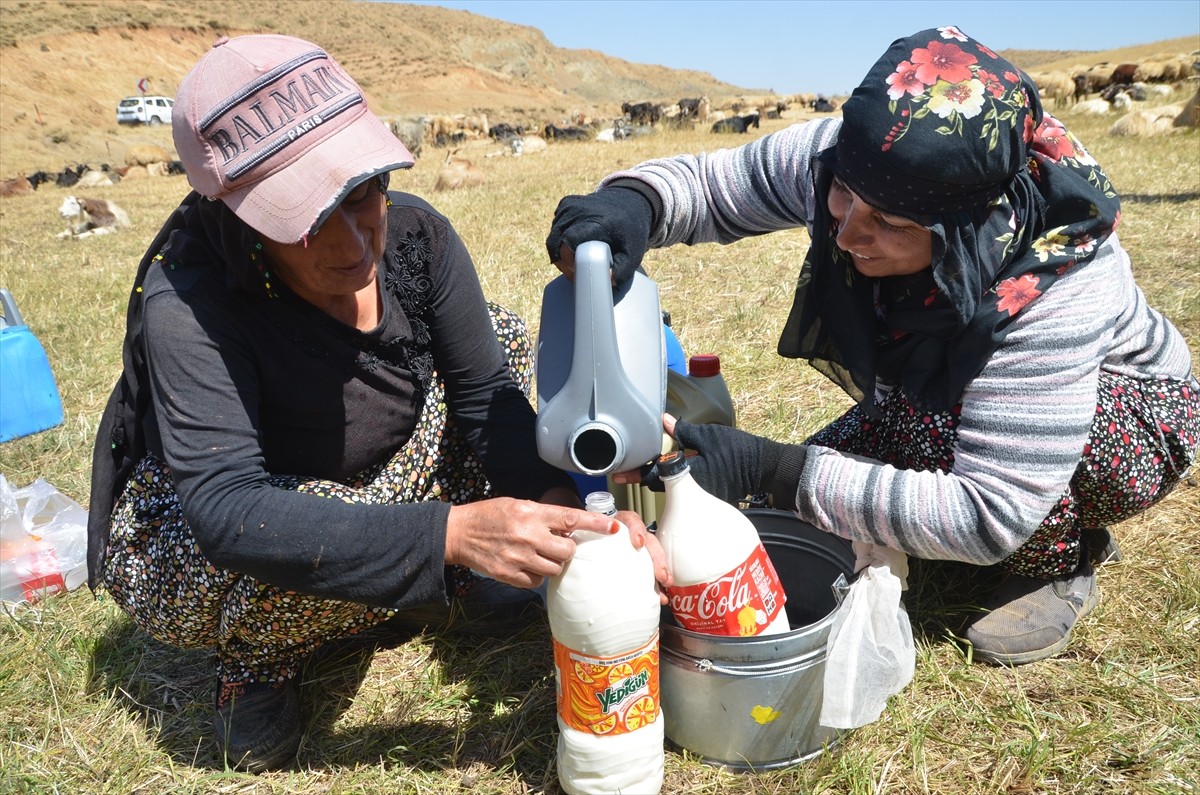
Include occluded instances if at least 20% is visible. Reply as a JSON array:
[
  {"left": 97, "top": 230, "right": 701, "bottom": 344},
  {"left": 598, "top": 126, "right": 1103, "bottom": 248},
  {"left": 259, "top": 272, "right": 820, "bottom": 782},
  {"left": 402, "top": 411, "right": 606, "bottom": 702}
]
[
  {"left": 102, "top": 304, "right": 534, "bottom": 687},
  {"left": 805, "top": 372, "right": 1198, "bottom": 578}
]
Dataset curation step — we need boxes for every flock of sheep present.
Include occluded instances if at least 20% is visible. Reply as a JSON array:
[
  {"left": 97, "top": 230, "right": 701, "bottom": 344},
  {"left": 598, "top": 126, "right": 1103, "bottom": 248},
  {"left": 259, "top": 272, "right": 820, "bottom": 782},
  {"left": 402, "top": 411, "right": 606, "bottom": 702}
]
[
  {"left": 4, "top": 52, "right": 1196, "bottom": 230},
  {"left": 1027, "top": 52, "right": 1199, "bottom": 136}
]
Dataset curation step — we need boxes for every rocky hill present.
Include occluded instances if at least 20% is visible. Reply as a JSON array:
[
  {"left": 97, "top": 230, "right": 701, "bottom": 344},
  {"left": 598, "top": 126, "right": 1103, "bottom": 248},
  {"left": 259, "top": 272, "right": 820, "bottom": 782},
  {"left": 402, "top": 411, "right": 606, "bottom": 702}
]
[
  {"left": 0, "top": 0, "right": 1195, "bottom": 175},
  {"left": 0, "top": 0, "right": 757, "bottom": 174}
]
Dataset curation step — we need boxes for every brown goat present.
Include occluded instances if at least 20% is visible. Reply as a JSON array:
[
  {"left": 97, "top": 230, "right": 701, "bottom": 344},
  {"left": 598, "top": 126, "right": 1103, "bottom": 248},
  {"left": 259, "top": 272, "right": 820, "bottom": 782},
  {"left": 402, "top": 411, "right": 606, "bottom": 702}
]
[{"left": 433, "top": 151, "right": 485, "bottom": 191}]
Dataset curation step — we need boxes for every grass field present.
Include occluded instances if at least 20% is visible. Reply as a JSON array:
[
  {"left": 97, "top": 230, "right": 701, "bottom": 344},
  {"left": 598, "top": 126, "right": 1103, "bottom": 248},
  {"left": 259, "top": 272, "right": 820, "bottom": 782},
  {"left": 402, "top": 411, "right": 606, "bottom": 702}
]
[{"left": 1, "top": 105, "right": 1198, "bottom": 794}]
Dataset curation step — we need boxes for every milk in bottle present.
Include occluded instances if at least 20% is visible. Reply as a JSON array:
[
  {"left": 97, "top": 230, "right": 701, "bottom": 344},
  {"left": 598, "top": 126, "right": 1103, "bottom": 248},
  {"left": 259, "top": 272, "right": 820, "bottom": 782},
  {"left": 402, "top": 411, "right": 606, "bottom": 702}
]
[
  {"left": 547, "top": 491, "right": 664, "bottom": 794},
  {"left": 655, "top": 451, "right": 790, "bottom": 637}
]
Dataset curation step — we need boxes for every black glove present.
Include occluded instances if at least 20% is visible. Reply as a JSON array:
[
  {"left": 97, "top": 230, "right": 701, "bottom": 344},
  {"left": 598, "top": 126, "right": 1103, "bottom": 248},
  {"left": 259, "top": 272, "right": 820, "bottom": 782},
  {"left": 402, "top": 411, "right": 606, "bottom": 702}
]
[
  {"left": 643, "top": 420, "right": 808, "bottom": 510},
  {"left": 545, "top": 186, "right": 653, "bottom": 286}
]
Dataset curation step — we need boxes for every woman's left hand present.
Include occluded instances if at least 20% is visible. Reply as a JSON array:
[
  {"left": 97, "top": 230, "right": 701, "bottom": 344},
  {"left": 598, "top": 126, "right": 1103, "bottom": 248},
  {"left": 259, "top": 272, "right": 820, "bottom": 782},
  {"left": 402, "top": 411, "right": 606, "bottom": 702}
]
[{"left": 539, "top": 485, "right": 672, "bottom": 603}]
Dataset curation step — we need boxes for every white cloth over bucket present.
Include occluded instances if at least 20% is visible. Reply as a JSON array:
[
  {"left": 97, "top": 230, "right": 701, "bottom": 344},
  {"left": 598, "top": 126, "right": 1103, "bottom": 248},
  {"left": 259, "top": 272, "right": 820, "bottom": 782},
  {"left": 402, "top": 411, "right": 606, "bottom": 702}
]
[{"left": 819, "top": 541, "right": 914, "bottom": 730}]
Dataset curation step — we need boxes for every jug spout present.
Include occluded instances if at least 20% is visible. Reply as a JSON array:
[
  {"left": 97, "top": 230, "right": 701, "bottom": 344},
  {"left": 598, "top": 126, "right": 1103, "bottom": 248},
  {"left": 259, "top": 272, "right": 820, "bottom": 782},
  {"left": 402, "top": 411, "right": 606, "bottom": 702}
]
[{"left": 535, "top": 241, "right": 666, "bottom": 477}]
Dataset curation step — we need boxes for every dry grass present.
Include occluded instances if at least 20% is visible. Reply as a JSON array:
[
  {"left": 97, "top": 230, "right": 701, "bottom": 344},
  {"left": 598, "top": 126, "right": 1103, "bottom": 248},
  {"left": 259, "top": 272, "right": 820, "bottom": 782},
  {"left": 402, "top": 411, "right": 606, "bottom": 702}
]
[
  {"left": 2, "top": 2, "right": 1200, "bottom": 790},
  {"left": 2, "top": 105, "right": 1198, "bottom": 794}
]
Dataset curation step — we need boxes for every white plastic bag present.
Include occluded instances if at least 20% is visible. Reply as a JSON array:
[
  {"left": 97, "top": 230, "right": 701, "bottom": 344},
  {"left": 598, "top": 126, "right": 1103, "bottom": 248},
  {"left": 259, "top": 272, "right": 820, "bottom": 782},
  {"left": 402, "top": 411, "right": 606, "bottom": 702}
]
[
  {"left": 0, "top": 474, "right": 89, "bottom": 606},
  {"left": 819, "top": 541, "right": 915, "bottom": 729}
]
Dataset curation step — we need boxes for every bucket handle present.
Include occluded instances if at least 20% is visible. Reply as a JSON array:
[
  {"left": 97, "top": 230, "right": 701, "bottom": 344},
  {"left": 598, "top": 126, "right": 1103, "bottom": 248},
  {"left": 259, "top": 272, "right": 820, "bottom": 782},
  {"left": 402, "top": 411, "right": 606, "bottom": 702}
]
[{"left": 831, "top": 572, "right": 851, "bottom": 606}]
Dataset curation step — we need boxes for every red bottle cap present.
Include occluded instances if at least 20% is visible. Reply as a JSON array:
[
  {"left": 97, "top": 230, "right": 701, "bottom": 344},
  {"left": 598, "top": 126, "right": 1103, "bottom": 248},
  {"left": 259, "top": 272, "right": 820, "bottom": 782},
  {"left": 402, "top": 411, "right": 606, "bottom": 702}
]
[{"left": 688, "top": 354, "right": 721, "bottom": 377}]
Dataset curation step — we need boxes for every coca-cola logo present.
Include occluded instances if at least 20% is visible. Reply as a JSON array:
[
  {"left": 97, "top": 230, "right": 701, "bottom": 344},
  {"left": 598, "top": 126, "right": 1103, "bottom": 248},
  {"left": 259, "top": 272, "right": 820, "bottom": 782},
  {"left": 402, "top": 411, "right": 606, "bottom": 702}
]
[
  {"left": 666, "top": 543, "right": 786, "bottom": 636},
  {"left": 668, "top": 562, "right": 752, "bottom": 620}
]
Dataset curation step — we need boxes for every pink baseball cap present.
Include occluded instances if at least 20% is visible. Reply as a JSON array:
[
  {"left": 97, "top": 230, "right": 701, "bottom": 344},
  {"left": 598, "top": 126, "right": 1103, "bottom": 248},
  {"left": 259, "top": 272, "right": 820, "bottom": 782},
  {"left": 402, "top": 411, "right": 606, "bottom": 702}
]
[{"left": 173, "top": 34, "right": 415, "bottom": 244}]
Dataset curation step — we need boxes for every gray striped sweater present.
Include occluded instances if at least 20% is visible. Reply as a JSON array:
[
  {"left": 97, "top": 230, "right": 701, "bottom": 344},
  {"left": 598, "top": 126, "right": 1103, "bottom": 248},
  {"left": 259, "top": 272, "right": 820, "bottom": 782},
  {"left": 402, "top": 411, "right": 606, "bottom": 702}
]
[{"left": 602, "top": 117, "right": 1196, "bottom": 564}]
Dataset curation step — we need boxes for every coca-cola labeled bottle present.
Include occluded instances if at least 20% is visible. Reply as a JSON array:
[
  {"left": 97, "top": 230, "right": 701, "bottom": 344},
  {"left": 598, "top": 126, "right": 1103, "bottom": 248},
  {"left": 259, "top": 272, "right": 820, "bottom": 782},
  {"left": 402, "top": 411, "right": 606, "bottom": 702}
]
[{"left": 655, "top": 451, "right": 789, "bottom": 637}]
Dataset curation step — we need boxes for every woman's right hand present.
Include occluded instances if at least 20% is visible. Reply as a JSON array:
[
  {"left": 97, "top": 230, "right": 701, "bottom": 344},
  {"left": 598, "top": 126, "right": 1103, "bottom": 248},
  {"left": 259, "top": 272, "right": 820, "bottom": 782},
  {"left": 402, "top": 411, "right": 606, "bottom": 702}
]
[
  {"left": 544, "top": 186, "right": 654, "bottom": 285},
  {"left": 444, "top": 498, "right": 618, "bottom": 589}
]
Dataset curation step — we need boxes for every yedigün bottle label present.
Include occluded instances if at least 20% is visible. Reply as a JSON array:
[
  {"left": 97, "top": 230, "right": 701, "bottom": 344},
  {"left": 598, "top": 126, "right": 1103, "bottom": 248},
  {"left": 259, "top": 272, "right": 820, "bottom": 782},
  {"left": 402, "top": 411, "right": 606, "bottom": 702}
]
[
  {"left": 666, "top": 542, "right": 787, "bottom": 635},
  {"left": 553, "top": 631, "right": 660, "bottom": 735}
]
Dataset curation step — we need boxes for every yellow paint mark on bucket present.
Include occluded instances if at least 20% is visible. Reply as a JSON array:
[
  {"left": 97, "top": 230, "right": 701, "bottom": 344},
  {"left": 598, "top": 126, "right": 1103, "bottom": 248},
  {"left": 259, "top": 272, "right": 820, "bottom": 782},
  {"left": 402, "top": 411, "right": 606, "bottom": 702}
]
[{"left": 750, "top": 705, "right": 781, "bottom": 725}]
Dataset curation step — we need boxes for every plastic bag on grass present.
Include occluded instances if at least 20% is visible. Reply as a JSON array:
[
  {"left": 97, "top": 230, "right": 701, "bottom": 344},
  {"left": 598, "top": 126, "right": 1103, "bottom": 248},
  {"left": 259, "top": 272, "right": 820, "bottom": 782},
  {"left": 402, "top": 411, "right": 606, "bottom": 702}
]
[
  {"left": 819, "top": 541, "right": 915, "bottom": 729},
  {"left": 1, "top": 474, "right": 88, "bottom": 606}
]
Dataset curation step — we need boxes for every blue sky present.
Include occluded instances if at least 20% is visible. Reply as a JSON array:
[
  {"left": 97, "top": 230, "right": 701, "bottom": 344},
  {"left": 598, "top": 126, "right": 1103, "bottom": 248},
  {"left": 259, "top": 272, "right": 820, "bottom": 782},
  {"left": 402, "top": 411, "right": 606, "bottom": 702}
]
[{"left": 390, "top": 0, "right": 1200, "bottom": 95}]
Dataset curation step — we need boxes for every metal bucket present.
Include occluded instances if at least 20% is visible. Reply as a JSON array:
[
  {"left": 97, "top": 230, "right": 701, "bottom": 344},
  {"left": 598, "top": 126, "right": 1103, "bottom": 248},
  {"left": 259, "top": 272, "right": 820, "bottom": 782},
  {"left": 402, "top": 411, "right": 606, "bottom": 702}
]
[{"left": 659, "top": 509, "right": 855, "bottom": 770}]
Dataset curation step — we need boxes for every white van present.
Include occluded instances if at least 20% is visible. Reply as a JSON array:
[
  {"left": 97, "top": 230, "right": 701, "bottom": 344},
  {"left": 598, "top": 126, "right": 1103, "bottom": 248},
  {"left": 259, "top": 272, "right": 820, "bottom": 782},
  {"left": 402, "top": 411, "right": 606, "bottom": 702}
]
[{"left": 116, "top": 95, "right": 174, "bottom": 126}]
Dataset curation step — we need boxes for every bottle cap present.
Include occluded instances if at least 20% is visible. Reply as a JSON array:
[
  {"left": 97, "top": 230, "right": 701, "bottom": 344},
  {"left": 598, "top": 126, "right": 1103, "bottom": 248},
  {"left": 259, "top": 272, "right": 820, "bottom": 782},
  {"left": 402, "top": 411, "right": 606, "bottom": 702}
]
[
  {"left": 688, "top": 354, "right": 721, "bottom": 377},
  {"left": 656, "top": 449, "right": 690, "bottom": 479}
]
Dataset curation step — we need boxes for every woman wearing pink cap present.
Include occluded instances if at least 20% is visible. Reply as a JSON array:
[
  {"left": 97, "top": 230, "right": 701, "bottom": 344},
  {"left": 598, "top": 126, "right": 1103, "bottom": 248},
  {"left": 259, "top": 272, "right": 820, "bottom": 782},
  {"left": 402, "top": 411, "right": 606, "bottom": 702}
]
[{"left": 86, "top": 34, "right": 668, "bottom": 772}]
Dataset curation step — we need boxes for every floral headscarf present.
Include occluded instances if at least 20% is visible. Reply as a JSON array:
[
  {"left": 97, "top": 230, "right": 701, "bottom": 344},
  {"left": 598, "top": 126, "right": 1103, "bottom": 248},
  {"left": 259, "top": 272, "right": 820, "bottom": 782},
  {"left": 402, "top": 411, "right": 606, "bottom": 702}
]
[{"left": 777, "top": 26, "right": 1121, "bottom": 414}]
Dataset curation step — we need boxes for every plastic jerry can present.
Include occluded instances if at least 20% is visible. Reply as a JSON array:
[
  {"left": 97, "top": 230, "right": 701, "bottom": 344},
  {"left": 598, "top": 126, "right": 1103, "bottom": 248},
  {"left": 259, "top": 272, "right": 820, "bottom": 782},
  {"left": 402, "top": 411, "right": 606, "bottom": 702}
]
[
  {"left": 536, "top": 241, "right": 667, "bottom": 477},
  {"left": 1, "top": 288, "right": 64, "bottom": 443}
]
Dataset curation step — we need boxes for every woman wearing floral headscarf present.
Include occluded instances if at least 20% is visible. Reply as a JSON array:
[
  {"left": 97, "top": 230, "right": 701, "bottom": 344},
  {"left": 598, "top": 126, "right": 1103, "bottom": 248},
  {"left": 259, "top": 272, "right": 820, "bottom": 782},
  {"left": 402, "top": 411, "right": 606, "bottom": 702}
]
[{"left": 544, "top": 26, "right": 1198, "bottom": 665}]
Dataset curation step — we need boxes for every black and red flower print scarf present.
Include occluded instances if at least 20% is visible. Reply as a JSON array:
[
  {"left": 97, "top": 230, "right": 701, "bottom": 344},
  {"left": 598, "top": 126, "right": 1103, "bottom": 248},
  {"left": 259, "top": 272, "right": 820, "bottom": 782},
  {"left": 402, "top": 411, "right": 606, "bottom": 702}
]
[{"left": 778, "top": 26, "right": 1121, "bottom": 415}]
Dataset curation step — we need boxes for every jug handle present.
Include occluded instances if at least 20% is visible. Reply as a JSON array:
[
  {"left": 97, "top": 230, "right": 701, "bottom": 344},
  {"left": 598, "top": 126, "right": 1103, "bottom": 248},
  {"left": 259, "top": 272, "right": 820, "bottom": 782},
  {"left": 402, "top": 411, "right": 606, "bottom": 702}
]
[{"left": 0, "top": 288, "right": 25, "bottom": 329}]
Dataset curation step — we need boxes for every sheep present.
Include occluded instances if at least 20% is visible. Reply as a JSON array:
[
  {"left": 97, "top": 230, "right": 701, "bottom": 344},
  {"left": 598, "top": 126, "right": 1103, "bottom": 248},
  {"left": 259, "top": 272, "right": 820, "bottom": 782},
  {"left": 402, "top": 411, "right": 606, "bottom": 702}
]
[
  {"left": 56, "top": 196, "right": 131, "bottom": 239},
  {"left": 433, "top": 151, "right": 484, "bottom": 191},
  {"left": 76, "top": 167, "right": 118, "bottom": 187},
  {"left": 1107, "top": 94, "right": 1195, "bottom": 137},
  {"left": 124, "top": 144, "right": 172, "bottom": 167},
  {"left": 511, "top": 135, "right": 547, "bottom": 155},
  {"left": 1032, "top": 71, "right": 1077, "bottom": 108},
  {"left": 389, "top": 117, "right": 426, "bottom": 160},
  {"left": 1071, "top": 98, "right": 1113, "bottom": 116}
]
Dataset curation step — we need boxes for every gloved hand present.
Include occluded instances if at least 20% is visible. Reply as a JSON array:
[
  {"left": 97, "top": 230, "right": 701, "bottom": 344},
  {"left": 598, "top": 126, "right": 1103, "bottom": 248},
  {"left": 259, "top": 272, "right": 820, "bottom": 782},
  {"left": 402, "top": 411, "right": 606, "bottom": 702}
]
[
  {"left": 642, "top": 420, "right": 808, "bottom": 509},
  {"left": 545, "top": 186, "right": 653, "bottom": 286}
]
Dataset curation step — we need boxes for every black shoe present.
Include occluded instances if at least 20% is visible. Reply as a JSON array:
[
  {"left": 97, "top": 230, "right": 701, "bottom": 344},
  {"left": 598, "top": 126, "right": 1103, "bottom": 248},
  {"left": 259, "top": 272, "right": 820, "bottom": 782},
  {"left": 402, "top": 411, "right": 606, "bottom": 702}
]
[
  {"left": 213, "top": 678, "right": 302, "bottom": 772},
  {"left": 1083, "top": 527, "right": 1123, "bottom": 565}
]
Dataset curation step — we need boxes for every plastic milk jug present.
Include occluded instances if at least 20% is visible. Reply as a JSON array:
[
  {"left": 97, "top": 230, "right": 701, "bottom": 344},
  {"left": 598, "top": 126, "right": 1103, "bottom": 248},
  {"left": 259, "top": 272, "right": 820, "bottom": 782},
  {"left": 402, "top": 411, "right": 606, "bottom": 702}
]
[
  {"left": 547, "top": 491, "right": 664, "bottom": 795},
  {"left": 655, "top": 451, "right": 790, "bottom": 637},
  {"left": 536, "top": 240, "right": 667, "bottom": 477}
]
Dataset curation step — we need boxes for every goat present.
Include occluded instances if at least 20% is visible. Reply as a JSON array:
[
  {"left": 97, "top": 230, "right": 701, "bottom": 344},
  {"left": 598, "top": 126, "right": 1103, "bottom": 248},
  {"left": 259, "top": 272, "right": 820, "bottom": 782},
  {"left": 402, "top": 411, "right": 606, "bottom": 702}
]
[
  {"left": 0, "top": 175, "right": 34, "bottom": 197},
  {"left": 56, "top": 196, "right": 131, "bottom": 239},
  {"left": 433, "top": 151, "right": 485, "bottom": 191},
  {"left": 711, "top": 112, "right": 760, "bottom": 134},
  {"left": 621, "top": 101, "right": 662, "bottom": 126},
  {"left": 543, "top": 124, "right": 590, "bottom": 140}
]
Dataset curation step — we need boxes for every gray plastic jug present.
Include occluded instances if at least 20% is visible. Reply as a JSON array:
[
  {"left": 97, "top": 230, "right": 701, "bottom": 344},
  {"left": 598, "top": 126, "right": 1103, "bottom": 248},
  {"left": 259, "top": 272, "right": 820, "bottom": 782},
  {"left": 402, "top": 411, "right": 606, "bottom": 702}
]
[{"left": 536, "top": 241, "right": 666, "bottom": 477}]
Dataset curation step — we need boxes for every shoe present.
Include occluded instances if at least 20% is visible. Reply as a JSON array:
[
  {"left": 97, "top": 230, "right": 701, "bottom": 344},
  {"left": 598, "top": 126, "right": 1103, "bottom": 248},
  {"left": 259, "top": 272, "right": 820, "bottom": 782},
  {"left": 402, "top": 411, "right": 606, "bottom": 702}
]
[
  {"left": 213, "top": 678, "right": 302, "bottom": 772},
  {"left": 966, "top": 560, "right": 1099, "bottom": 666},
  {"left": 381, "top": 576, "right": 544, "bottom": 639},
  {"left": 1083, "top": 527, "right": 1123, "bottom": 565}
]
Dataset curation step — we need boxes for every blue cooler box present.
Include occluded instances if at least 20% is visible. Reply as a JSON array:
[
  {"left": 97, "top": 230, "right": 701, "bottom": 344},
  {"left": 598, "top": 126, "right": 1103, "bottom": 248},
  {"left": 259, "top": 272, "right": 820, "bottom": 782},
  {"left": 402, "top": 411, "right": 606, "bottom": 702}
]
[{"left": 1, "top": 288, "right": 64, "bottom": 443}]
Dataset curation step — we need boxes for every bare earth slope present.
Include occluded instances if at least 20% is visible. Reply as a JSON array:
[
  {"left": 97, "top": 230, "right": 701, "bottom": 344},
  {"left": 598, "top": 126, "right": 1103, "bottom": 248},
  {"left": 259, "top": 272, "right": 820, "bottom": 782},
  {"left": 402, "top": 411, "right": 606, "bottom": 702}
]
[
  {"left": 0, "top": 0, "right": 755, "bottom": 174},
  {"left": 0, "top": 0, "right": 1195, "bottom": 175}
]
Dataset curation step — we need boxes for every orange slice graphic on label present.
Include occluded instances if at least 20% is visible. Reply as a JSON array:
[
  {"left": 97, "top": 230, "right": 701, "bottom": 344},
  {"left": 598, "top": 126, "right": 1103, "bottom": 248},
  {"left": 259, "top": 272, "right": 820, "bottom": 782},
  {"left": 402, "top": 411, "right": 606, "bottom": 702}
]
[
  {"left": 589, "top": 713, "right": 618, "bottom": 734},
  {"left": 607, "top": 661, "right": 635, "bottom": 685},
  {"left": 573, "top": 660, "right": 597, "bottom": 684},
  {"left": 623, "top": 695, "right": 657, "bottom": 731}
]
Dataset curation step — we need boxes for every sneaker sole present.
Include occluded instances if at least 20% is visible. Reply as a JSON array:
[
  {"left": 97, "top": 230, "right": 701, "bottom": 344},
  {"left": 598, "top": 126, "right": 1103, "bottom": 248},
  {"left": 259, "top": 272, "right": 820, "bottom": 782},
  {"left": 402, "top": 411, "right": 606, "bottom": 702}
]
[{"left": 972, "top": 582, "right": 1101, "bottom": 667}]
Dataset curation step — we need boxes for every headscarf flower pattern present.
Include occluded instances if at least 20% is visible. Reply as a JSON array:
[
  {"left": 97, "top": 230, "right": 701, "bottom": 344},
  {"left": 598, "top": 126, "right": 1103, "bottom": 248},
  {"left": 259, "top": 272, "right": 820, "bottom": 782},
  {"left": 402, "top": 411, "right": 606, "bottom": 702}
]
[
  {"left": 778, "top": 26, "right": 1123, "bottom": 414},
  {"left": 882, "top": 27, "right": 1030, "bottom": 150}
]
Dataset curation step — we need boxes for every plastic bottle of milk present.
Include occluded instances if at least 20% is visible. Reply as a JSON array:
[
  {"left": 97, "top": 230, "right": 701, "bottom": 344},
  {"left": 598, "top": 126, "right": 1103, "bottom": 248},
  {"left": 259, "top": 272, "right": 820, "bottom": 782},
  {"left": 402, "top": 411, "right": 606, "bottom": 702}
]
[
  {"left": 547, "top": 491, "right": 664, "bottom": 795},
  {"left": 655, "top": 451, "right": 790, "bottom": 637}
]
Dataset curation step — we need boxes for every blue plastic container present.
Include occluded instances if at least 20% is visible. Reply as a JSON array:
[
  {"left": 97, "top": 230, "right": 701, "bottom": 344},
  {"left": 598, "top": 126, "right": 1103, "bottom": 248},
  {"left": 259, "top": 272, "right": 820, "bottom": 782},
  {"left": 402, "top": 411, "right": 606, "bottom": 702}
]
[{"left": 1, "top": 288, "right": 64, "bottom": 443}]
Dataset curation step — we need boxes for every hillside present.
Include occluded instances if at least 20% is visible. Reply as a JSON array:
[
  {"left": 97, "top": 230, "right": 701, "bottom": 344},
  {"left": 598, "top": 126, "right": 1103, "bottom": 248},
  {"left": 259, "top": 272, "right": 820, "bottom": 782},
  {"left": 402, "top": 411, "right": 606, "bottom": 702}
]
[
  {"left": 0, "top": 0, "right": 1196, "bottom": 176},
  {"left": 0, "top": 0, "right": 757, "bottom": 174}
]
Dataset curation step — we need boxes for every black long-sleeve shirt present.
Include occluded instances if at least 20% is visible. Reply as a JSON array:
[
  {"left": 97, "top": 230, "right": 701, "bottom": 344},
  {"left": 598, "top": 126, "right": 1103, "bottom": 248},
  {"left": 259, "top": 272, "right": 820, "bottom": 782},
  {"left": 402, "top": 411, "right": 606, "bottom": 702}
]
[{"left": 107, "top": 191, "right": 568, "bottom": 608}]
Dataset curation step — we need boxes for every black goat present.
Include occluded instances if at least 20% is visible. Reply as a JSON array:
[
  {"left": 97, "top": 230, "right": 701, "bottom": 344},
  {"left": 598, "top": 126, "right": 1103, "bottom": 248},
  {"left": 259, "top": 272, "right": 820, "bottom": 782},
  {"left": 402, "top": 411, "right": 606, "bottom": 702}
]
[{"left": 710, "top": 113, "right": 760, "bottom": 134}]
